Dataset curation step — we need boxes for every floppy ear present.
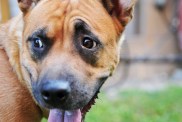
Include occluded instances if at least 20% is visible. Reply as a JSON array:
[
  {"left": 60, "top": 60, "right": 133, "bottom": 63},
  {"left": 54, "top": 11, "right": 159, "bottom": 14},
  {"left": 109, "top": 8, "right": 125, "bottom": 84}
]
[
  {"left": 17, "top": 0, "right": 40, "bottom": 13},
  {"left": 100, "top": 0, "right": 137, "bottom": 27}
]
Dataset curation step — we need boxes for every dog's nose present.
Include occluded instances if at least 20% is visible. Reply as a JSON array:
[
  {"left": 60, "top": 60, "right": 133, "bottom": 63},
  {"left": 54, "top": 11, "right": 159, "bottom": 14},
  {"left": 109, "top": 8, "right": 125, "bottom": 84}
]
[{"left": 40, "top": 80, "right": 71, "bottom": 106}]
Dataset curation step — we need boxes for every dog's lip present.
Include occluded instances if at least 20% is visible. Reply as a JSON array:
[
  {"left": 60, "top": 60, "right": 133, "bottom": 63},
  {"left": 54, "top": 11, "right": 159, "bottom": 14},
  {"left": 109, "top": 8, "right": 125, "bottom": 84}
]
[{"left": 81, "top": 90, "right": 99, "bottom": 118}]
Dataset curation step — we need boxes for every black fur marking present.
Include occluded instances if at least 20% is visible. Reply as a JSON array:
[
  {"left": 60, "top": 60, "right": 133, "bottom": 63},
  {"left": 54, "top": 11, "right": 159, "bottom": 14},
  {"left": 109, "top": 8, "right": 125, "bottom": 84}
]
[
  {"left": 27, "top": 28, "right": 53, "bottom": 61},
  {"left": 73, "top": 20, "right": 103, "bottom": 66}
]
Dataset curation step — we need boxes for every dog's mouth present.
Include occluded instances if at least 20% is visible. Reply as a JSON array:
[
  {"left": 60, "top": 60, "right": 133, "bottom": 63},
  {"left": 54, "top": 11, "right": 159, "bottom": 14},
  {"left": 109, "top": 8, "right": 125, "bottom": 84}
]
[{"left": 47, "top": 90, "right": 99, "bottom": 122}]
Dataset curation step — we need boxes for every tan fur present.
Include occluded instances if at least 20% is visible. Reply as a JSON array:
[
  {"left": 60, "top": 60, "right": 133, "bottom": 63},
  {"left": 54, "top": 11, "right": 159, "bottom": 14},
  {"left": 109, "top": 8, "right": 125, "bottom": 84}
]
[
  {"left": 0, "top": 0, "right": 136, "bottom": 121},
  {"left": 0, "top": 49, "right": 42, "bottom": 122},
  {"left": 21, "top": 0, "right": 120, "bottom": 85}
]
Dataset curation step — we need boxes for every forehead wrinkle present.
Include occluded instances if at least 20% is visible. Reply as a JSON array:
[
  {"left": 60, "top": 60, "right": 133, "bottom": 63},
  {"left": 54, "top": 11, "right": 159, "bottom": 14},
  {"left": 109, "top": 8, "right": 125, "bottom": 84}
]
[
  {"left": 79, "top": 0, "right": 115, "bottom": 31},
  {"left": 63, "top": 0, "right": 105, "bottom": 29},
  {"left": 25, "top": 0, "right": 69, "bottom": 37},
  {"left": 41, "top": 0, "right": 72, "bottom": 41},
  {"left": 32, "top": 0, "right": 78, "bottom": 47},
  {"left": 64, "top": 0, "right": 116, "bottom": 41}
]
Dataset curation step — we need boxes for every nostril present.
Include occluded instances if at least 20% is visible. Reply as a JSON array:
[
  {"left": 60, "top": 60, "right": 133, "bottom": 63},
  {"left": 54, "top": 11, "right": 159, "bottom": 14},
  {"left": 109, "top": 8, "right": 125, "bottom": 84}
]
[
  {"left": 56, "top": 90, "right": 69, "bottom": 100},
  {"left": 42, "top": 91, "right": 50, "bottom": 101}
]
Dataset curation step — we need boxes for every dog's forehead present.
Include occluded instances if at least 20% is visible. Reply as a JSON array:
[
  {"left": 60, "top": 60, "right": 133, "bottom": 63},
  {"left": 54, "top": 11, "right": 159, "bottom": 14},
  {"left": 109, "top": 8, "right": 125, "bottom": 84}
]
[{"left": 25, "top": 0, "right": 117, "bottom": 39}]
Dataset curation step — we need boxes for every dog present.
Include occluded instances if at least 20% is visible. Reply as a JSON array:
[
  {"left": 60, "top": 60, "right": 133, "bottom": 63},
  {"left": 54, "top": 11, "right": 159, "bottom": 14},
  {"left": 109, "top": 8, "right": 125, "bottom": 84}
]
[{"left": 0, "top": 0, "right": 136, "bottom": 121}]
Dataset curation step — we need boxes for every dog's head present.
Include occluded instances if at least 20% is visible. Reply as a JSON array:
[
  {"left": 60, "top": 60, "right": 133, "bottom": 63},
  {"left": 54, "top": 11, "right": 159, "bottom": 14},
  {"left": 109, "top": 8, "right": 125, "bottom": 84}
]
[{"left": 17, "top": 0, "right": 136, "bottom": 121}]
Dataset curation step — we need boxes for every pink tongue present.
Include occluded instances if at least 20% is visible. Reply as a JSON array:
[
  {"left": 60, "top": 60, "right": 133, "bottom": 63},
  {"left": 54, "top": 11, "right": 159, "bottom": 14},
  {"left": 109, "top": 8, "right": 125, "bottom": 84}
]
[{"left": 48, "top": 109, "right": 82, "bottom": 122}]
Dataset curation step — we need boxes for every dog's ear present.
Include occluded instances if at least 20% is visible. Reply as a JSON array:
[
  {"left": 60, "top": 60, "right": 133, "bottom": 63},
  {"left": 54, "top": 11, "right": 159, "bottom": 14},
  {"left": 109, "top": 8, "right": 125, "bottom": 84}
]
[
  {"left": 100, "top": 0, "right": 137, "bottom": 27},
  {"left": 17, "top": 0, "right": 40, "bottom": 13}
]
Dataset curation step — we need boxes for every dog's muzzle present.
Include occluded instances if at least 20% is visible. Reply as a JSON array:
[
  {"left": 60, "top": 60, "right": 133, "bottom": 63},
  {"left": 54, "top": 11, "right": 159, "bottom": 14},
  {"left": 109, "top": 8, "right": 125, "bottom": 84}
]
[{"left": 32, "top": 76, "right": 102, "bottom": 122}]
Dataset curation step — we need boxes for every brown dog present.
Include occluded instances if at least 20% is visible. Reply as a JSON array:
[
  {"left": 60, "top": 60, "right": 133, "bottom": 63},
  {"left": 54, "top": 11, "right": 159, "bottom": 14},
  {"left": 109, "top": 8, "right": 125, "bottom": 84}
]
[{"left": 0, "top": 0, "right": 136, "bottom": 122}]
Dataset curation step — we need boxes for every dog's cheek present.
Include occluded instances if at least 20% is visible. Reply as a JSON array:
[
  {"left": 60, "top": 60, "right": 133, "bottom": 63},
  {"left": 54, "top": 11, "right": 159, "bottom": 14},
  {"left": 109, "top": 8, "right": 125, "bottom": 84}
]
[
  {"left": 20, "top": 48, "right": 39, "bottom": 86},
  {"left": 97, "top": 48, "right": 119, "bottom": 76}
]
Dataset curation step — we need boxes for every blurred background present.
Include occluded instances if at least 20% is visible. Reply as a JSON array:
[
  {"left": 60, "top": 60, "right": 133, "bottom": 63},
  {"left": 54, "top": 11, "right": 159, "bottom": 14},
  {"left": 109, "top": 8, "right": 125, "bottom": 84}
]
[{"left": 1, "top": 0, "right": 182, "bottom": 122}]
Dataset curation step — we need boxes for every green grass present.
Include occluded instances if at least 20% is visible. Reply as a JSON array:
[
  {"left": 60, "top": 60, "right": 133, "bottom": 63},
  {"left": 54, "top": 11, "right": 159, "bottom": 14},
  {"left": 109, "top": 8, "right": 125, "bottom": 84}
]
[
  {"left": 42, "top": 86, "right": 182, "bottom": 122},
  {"left": 86, "top": 86, "right": 182, "bottom": 122}
]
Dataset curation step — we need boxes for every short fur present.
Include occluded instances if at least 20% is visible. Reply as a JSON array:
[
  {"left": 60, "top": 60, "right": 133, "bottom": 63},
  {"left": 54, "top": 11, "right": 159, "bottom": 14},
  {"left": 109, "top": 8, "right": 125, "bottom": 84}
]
[{"left": 0, "top": 0, "right": 136, "bottom": 121}]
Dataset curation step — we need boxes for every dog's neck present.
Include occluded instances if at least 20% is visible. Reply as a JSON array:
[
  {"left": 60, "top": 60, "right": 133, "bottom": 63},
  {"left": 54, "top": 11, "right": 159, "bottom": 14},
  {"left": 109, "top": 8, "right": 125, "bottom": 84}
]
[{"left": 0, "top": 14, "right": 25, "bottom": 86}]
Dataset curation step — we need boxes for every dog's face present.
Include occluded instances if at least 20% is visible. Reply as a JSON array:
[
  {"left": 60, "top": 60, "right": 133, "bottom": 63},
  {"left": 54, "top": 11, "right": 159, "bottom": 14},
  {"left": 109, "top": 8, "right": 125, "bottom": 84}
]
[{"left": 18, "top": 0, "right": 136, "bottom": 121}]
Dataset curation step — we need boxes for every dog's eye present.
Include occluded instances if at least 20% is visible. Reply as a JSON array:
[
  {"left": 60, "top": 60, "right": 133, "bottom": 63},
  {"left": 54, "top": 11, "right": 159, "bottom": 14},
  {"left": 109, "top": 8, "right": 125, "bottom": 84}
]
[
  {"left": 33, "top": 37, "right": 44, "bottom": 48},
  {"left": 82, "top": 37, "right": 97, "bottom": 49}
]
